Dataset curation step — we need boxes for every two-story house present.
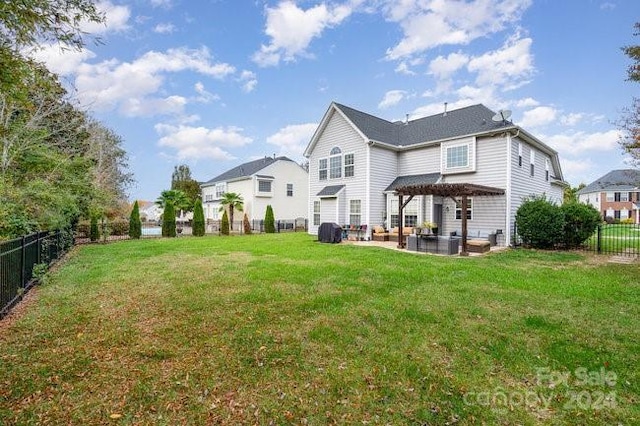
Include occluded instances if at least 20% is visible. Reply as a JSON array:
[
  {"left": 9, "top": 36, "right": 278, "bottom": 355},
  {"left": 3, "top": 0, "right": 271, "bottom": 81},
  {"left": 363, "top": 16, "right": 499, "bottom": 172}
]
[
  {"left": 200, "top": 156, "right": 308, "bottom": 225},
  {"left": 304, "top": 102, "right": 566, "bottom": 246},
  {"left": 578, "top": 169, "right": 640, "bottom": 223}
]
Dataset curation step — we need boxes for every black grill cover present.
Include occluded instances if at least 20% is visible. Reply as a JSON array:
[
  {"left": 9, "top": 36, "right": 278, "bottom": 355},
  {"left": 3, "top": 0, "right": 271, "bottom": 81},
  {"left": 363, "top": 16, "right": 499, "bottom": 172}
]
[{"left": 318, "top": 222, "right": 342, "bottom": 243}]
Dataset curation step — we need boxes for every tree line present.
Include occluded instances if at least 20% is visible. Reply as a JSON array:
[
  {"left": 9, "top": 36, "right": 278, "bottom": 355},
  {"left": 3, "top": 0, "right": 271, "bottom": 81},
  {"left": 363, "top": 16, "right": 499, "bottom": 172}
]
[{"left": 0, "top": 1, "right": 132, "bottom": 239}]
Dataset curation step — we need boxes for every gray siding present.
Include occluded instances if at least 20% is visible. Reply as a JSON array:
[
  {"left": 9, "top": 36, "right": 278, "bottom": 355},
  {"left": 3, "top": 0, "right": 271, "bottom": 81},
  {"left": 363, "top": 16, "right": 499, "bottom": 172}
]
[
  {"left": 308, "top": 109, "right": 367, "bottom": 235},
  {"left": 509, "top": 137, "right": 557, "bottom": 221},
  {"left": 440, "top": 195, "right": 508, "bottom": 246},
  {"left": 368, "top": 146, "right": 397, "bottom": 228},
  {"left": 398, "top": 145, "right": 440, "bottom": 174},
  {"left": 440, "top": 135, "right": 507, "bottom": 188}
]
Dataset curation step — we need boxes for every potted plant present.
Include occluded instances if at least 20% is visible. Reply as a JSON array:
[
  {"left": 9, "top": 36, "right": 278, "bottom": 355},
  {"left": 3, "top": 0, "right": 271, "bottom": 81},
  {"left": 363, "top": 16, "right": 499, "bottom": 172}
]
[{"left": 422, "top": 221, "right": 438, "bottom": 235}]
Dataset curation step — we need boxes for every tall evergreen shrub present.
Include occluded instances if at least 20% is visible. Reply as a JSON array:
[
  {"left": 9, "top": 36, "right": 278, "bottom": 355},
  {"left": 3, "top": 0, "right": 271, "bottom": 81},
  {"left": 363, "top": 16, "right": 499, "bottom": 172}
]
[
  {"left": 128, "top": 201, "right": 142, "bottom": 239},
  {"left": 243, "top": 213, "right": 252, "bottom": 234},
  {"left": 192, "top": 199, "right": 205, "bottom": 236},
  {"left": 264, "top": 205, "right": 275, "bottom": 233},
  {"left": 162, "top": 201, "right": 176, "bottom": 237},
  {"left": 221, "top": 210, "right": 230, "bottom": 235},
  {"left": 90, "top": 215, "right": 99, "bottom": 241}
]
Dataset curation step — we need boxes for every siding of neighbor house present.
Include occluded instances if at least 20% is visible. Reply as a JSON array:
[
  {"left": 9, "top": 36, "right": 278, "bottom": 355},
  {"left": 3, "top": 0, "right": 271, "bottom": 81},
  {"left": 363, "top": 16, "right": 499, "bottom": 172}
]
[
  {"left": 250, "top": 160, "right": 308, "bottom": 222},
  {"left": 202, "top": 159, "right": 308, "bottom": 223},
  {"left": 308, "top": 109, "right": 367, "bottom": 234}
]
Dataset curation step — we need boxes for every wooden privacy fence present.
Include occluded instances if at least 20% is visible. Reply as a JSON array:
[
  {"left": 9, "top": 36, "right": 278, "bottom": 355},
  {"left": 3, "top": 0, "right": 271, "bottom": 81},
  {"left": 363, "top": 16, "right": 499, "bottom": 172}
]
[{"left": 0, "top": 229, "right": 73, "bottom": 319}]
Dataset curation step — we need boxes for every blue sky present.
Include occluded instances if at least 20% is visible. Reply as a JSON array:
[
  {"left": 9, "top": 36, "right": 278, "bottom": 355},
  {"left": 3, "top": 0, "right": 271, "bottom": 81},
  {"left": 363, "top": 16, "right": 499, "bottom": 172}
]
[{"left": 31, "top": 0, "right": 639, "bottom": 201}]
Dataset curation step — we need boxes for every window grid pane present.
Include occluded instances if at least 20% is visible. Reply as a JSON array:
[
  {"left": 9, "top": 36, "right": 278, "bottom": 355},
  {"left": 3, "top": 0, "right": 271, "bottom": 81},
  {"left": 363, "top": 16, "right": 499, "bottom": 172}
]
[
  {"left": 319, "top": 159, "right": 327, "bottom": 181},
  {"left": 258, "top": 180, "right": 271, "bottom": 192},
  {"left": 313, "top": 201, "right": 320, "bottom": 226},
  {"left": 286, "top": 183, "right": 293, "bottom": 197},
  {"left": 344, "top": 154, "right": 354, "bottom": 177},
  {"left": 329, "top": 156, "right": 342, "bottom": 179},
  {"left": 446, "top": 145, "right": 468, "bottom": 168},
  {"left": 455, "top": 199, "right": 473, "bottom": 220}
]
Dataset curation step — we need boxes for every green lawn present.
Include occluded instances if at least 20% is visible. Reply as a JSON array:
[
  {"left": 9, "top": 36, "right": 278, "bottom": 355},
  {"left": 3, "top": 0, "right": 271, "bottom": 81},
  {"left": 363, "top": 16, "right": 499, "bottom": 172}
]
[
  {"left": 586, "top": 224, "right": 640, "bottom": 254},
  {"left": 0, "top": 233, "right": 638, "bottom": 425}
]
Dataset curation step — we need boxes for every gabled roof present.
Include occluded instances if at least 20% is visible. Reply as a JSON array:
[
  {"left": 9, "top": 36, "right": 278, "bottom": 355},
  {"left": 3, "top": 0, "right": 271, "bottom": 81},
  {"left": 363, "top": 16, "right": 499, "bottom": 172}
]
[
  {"left": 385, "top": 173, "right": 441, "bottom": 192},
  {"left": 578, "top": 169, "right": 640, "bottom": 194},
  {"left": 202, "top": 156, "right": 294, "bottom": 186},
  {"left": 334, "top": 102, "right": 511, "bottom": 147}
]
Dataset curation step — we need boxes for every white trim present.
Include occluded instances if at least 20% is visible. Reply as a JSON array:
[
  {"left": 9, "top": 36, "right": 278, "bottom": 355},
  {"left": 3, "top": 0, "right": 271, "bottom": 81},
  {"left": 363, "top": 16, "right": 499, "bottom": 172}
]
[
  {"left": 505, "top": 133, "right": 512, "bottom": 246},
  {"left": 441, "top": 137, "right": 476, "bottom": 175},
  {"left": 365, "top": 143, "right": 371, "bottom": 234}
]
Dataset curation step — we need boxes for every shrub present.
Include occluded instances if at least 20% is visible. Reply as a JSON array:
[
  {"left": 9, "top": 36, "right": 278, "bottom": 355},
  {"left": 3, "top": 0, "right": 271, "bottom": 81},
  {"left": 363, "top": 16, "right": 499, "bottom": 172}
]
[
  {"left": 264, "top": 205, "right": 275, "bottom": 234},
  {"left": 162, "top": 201, "right": 176, "bottom": 237},
  {"left": 90, "top": 216, "right": 99, "bottom": 241},
  {"left": 604, "top": 216, "right": 615, "bottom": 224},
  {"left": 243, "top": 213, "right": 252, "bottom": 234},
  {"left": 560, "top": 202, "right": 602, "bottom": 248},
  {"left": 221, "top": 210, "right": 230, "bottom": 235},
  {"left": 108, "top": 220, "right": 129, "bottom": 236},
  {"left": 192, "top": 199, "right": 205, "bottom": 237},
  {"left": 129, "top": 201, "right": 142, "bottom": 239},
  {"left": 621, "top": 217, "right": 635, "bottom": 224},
  {"left": 515, "top": 196, "right": 564, "bottom": 249}
]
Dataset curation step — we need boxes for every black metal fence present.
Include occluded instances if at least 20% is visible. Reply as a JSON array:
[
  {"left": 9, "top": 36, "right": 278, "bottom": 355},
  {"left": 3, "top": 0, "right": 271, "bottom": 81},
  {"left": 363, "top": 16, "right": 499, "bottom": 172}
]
[
  {"left": 581, "top": 223, "right": 640, "bottom": 256},
  {"left": 513, "top": 223, "right": 640, "bottom": 257},
  {"left": 0, "top": 229, "right": 73, "bottom": 319}
]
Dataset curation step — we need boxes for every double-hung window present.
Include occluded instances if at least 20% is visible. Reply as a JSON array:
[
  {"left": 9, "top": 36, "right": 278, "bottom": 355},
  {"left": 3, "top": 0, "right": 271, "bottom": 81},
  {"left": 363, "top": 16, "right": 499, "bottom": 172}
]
[
  {"left": 319, "top": 158, "right": 328, "bottom": 181},
  {"left": 313, "top": 201, "right": 320, "bottom": 226},
  {"left": 455, "top": 198, "right": 473, "bottom": 220},
  {"left": 344, "top": 153, "right": 354, "bottom": 177},
  {"left": 446, "top": 145, "right": 469, "bottom": 169},
  {"left": 530, "top": 150, "right": 535, "bottom": 177},
  {"left": 258, "top": 180, "right": 272, "bottom": 193},
  {"left": 286, "top": 183, "right": 293, "bottom": 197},
  {"left": 349, "top": 200, "right": 361, "bottom": 226}
]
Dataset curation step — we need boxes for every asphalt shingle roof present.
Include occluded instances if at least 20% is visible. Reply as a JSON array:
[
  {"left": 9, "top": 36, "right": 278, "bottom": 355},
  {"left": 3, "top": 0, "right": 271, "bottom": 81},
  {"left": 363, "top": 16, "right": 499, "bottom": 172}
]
[
  {"left": 317, "top": 185, "right": 345, "bottom": 197},
  {"left": 334, "top": 103, "right": 511, "bottom": 147},
  {"left": 578, "top": 169, "right": 640, "bottom": 194},
  {"left": 384, "top": 173, "right": 442, "bottom": 191},
  {"left": 203, "top": 156, "right": 293, "bottom": 185}
]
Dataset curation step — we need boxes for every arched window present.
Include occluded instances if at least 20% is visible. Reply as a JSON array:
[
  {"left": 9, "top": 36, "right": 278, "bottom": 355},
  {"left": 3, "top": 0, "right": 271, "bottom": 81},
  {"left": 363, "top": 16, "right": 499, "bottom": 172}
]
[{"left": 329, "top": 146, "right": 342, "bottom": 178}]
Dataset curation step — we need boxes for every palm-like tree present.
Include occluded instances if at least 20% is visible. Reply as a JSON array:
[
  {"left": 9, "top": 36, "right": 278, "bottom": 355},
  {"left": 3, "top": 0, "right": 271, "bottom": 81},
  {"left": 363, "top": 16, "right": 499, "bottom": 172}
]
[
  {"left": 156, "top": 189, "right": 190, "bottom": 218},
  {"left": 219, "top": 192, "right": 244, "bottom": 231}
]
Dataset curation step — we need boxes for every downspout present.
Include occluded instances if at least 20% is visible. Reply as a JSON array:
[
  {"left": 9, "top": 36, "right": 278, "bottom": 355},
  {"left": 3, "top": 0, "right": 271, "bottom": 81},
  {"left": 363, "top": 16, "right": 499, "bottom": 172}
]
[
  {"left": 366, "top": 140, "right": 372, "bottom": 239},
  {"left": 505, "top": 132, "right": 512, "bottom": 246}
]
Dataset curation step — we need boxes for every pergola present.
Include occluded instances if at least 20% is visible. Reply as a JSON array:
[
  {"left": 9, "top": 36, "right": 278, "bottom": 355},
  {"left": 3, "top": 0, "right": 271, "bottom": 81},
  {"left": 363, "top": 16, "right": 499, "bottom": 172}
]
[{"left": 394, "top": 183, "right": 505, "bottom": 256}]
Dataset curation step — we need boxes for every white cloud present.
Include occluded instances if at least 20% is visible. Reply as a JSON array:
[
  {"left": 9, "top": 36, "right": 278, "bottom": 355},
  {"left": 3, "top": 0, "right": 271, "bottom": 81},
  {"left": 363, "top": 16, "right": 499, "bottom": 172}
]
[
  {"left": 411, "top": 99, "right": 475, "bottom": 119},
  {"left": 384, "top": 0, "right": 532, "bottom": 60},
  {"left": 267, "top": 123, "right": 318, "bottom": 158},
  {"left": 395, "top": 61, "right": 416, "bottom": 75},
  {"left": 467, "top": 33, "right": 534, "bottom": 90},
  {"left": 378, "top": 90, "right": 407, "bottom": 109},
  {"left": 516, "top": 97, "right": 539, "bottom": 108},
  {"left": 238, "top": 70, "right": 258, "bottom": 93},
  {"left": 545, "top": 129, "right": 620, "bottom": 156},
  {"left": 428, "top": 52, "right": 469, "bottom": 80},
  {"left": 29, "top": 44, "right": 97, "bottom": 75},
  {"left": 519, "top": 106, "right": 558, "bottom": 128},
  {"left": 252, "top": 1, "right": 353, "bottom": 67},
  {"left": 121, "top": 95, "right": 187, "bottom": 117},
  {"left": 150, "top": 0, "right": 173, "bottom": 8},
  {"left": 155, "top": 123, "right": 252, "bottom": 160},
  {"left": 67, "top": 47, "right": 234, "bottom": 115},
  {"left": 193, "top": 82, "right": 220, "bottom": 104},
  {"left": 154, "top": 23, "right": 176, "bottom": 34},
  {"left": 81, "top": 1, "right": 131, "bottom": 34},
  {"left": 560, "top": 113, "right": 584, "bottom": 126},
  {"left": 560, "top": 158, "right": 597, "bottom": 184}
]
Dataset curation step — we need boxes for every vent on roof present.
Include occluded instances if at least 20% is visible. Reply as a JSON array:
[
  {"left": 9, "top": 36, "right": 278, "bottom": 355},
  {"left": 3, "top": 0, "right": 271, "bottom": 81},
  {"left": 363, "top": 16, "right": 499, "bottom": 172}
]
[{"left": 443, "top": 102, "right": 448, "bottom": 116}]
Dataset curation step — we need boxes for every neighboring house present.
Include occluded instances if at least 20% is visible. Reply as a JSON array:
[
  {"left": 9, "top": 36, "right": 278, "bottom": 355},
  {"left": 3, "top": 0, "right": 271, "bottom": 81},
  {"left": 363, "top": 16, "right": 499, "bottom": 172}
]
[
  {"left": 200, "top": 156, "right": 308, "bottom": 223},
  {"left": 304, "top": 102, "right": 567, "bottom": 245},
  {"left": 577, "top": 169, "right": 640, "bottom": 223},
  {"left": 137, "top": 201, "right": 163, "bottom": 223}
]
